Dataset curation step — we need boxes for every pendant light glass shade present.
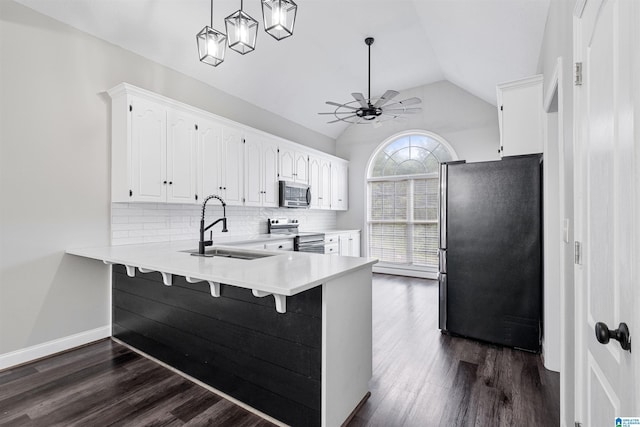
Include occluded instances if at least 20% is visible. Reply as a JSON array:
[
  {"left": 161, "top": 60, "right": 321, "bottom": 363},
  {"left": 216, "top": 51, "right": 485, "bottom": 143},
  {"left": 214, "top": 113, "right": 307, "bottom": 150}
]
[
  {"left": 196, "top": 0, "right": 226, "bottom": 67},
  {"left": 197, "top": 26, "right": 227, "bottom": 67},
  {"left": 261, "top": 0, "right": 297, "bottom": 40},
  {"left": 225, "top": 2, "right": 258, "bottom": 55}
]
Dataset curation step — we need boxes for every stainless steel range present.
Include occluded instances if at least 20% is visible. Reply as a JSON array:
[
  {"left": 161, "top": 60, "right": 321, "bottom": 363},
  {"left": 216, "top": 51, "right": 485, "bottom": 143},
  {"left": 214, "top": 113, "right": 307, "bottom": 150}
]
[{"left": 267, "top": 218, "right": 325, "bottom": 253}]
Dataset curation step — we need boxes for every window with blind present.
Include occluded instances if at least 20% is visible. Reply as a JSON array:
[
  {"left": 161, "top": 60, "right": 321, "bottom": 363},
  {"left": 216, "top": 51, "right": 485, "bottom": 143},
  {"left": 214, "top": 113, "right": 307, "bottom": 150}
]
[{"left": 367, "top": 133, "right": 454, "bottom": 271}]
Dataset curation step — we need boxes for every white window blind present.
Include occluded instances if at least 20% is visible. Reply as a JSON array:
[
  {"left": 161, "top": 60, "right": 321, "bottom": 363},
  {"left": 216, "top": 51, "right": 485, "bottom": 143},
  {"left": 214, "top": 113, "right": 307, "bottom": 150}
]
[{"left": 367, "top": 134, "right": 453, "bottom": 271}]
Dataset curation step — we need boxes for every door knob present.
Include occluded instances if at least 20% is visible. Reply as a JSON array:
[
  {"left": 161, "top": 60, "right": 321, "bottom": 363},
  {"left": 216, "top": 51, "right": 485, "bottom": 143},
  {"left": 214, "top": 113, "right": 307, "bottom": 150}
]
[{"left": 595, "top": 322, "right": 631, "bottom": 352}]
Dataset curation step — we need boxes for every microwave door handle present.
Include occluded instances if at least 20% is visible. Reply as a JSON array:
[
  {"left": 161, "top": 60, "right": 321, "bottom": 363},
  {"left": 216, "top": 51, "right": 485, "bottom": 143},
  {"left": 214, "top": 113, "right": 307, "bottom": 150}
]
[{"left": 306, "top": 187, "right": 311, "bottom": 205}]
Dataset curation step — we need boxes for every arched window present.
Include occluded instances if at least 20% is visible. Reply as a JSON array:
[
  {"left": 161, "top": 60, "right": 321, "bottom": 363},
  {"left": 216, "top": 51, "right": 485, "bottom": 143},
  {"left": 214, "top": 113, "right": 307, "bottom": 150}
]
[{"left": 367, "top": 131, "right": 457, "bottom": 275}]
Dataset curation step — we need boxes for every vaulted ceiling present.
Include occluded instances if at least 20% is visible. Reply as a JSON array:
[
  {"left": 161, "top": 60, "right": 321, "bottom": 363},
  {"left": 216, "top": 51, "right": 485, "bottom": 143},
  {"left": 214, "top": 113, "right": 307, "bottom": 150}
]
[{"left": 14, "top": 0, "right": 551, "bottom": 139}]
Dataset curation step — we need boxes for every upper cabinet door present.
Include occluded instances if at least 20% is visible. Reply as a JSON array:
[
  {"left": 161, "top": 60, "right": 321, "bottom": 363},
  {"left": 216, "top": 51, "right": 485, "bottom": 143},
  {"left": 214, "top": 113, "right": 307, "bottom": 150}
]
[
  {"left": 294, "top": 151, "right": 309, "bottom": 183},
  {"left": 496, "top": 75, "right": 543, "bottom": 157},
  {"left": 262, "top": 138, "right": 279, "bottom": 207},
  {"left": 331, "top": 161, "right": 348, "bottom": 210},
  {"left": 221, "top": 125, "right": 244, "bottom": 205},
  {"left": 198, "top": 118, "right": 223, "bottom": 201},
  {"left": 320, "top": 159, "right": 331, "bottom": 209},
  {"left": 130, "top": 97, "right": 166, "bottom": 203},
  {"left": 308, "top": 156, "right": 321, "bottom": 208},
  {"left": 166, "top": 109, "right": 197, "bottom": 204},
  {"left": 279, "top": 146, "right": 296, "bottom": 182},
  {"left": 244, "top": 134, "right": 263, "bottom": 207}
]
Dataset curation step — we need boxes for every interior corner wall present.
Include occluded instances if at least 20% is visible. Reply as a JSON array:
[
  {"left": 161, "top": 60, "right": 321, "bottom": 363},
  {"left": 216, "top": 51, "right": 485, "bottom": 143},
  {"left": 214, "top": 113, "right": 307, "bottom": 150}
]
[
  {"left": 536, "top": 1, "right": 575, "bottom": 427},
  {"left": 0, "top": 0, "right": 333, "bottom": 361},
  {"left": 334, "top": 80, "right": 500, "bottom": 236}
]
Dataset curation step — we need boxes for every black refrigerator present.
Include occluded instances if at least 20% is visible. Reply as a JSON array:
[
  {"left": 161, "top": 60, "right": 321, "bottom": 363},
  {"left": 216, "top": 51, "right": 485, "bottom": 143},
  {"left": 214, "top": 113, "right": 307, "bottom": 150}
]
[{"left": 438, "top": 154, "right": 542, "bottom": 352}]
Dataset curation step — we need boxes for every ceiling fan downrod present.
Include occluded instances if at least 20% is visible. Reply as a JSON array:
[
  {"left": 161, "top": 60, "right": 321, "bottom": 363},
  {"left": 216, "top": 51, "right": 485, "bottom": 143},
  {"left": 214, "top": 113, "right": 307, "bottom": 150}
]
[{"left": 365, "top": 37, "right": 374, "bottom": 103}]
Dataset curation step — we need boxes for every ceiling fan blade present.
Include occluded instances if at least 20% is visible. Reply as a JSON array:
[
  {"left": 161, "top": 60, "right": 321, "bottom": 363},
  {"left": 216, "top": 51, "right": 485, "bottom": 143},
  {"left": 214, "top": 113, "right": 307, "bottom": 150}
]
[
  {"left": 325, "top": 101, "right": 358, "bottom": 110},
  {"left": 327, "top": 114, "right": 357, "bottom": 124},
  {"left": 373, "top": 90, "right": 399, "bottom": 108},
  {"left": 318, "top": 111, "right": 357, "bottom": 115},
  {"left": 384, "top": 97, "right": 422, "bottom": 108},
  {"left": 381, "top": 107, "right": 422, "bottom": 114},
  {"left": 351, "top": 92, "right": 369, "bottom": 108}
]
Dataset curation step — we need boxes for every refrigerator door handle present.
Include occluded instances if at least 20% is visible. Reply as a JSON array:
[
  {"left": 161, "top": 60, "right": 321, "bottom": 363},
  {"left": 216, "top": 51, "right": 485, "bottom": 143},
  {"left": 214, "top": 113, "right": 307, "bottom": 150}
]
[
  {"left": 439, "top": 163, "right": 448, "bottom": 249},
  {"left": 439, "top": 273, "right": 447, "bottom": 331},
  {"left": 439, "top": 249, "right": 447, "bottom": 274}
]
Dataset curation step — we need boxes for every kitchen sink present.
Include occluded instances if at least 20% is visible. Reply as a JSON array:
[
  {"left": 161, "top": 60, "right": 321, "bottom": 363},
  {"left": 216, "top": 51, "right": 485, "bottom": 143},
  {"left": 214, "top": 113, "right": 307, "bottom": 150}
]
[{"left": 183, "top": 247, "right": 275, "bottom": 260}]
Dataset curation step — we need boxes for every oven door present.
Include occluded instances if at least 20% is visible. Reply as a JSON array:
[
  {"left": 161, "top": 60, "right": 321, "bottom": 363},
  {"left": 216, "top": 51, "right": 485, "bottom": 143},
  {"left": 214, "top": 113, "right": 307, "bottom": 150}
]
[{"left": 296, "top": 241, "right": 325, "bottom": 253}]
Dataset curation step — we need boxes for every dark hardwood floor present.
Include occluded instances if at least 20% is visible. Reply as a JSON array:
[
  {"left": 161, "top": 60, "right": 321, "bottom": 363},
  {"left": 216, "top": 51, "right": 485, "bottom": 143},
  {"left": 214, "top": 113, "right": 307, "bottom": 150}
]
[
  {"left": 346, "top": 274, "right": 559, "bottom": 427},
  {"left": 0, "top": 274, "right": 559, "bottom": 426}
]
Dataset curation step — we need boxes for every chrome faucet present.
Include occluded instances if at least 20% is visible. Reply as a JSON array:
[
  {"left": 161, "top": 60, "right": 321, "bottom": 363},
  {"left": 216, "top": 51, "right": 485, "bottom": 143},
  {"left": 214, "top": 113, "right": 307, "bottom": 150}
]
[{"left": 198, "top": 195, "right": 228, "bottom": 255}]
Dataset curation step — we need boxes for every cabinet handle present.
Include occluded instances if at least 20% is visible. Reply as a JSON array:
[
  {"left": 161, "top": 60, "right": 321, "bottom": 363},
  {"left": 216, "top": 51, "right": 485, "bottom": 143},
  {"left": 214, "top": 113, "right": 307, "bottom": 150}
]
[
  {"left": 278, "top": 245, "right": 283, "bottom": 249},
  {"left": 219, "top": 186, "right": 223, "bottom": 190},
  {"left": 169, "top": 181, "right": 173, "bottom": 185},
  {"left": 223, "top": 187, "right": 227, "bottom": 190},
  {"left": 163, "top": 181, "right": 167, "bottom": 184}
]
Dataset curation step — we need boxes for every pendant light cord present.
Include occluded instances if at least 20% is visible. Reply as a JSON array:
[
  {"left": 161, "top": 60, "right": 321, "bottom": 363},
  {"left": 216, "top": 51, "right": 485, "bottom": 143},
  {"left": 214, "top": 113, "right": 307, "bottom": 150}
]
[{"left": 210, "top": 0, "right": 213, "bottom": 27}]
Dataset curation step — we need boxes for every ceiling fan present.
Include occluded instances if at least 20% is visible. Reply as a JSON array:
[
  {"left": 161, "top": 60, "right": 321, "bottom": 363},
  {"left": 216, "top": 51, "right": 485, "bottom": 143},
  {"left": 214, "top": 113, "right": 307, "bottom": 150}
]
[{"left": 319, "top": 37, "right": 422, "bottom": 125}]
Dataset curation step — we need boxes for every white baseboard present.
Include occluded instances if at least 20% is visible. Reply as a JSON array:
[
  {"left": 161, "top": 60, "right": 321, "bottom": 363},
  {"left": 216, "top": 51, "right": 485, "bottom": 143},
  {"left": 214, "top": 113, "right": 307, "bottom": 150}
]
[{"left": 0, "top": 326, "right": 111, "bottom": 370}]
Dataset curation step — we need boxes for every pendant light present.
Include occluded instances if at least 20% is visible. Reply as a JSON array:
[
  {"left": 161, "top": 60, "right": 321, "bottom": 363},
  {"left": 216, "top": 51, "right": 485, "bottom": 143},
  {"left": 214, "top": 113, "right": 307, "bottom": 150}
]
[
  {"left": 261, "top": 0, "right": 297, "bottom": 40},
  {"left": 196, "top": 0, "right": 227, "bottom": 67},
  {"left": 225, "top": 0, "right": 258, "bottom": 55}
]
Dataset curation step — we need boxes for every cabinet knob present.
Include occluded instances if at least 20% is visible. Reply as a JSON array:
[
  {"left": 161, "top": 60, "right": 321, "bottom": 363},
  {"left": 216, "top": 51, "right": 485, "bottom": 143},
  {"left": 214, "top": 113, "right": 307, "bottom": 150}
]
[
  {"left": 219, "top": 187, "right": 223, "bottom": 190},
  {"left": 169, "top": 181, "right": 173, "bottom": 185},
  {"left": 163, "top": 180, "right": 167, "bottom": 184}
]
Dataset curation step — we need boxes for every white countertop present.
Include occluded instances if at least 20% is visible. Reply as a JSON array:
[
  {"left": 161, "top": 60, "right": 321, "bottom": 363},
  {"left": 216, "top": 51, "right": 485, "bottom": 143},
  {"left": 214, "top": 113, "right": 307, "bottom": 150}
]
[{"left": 67, "top": 239, "right": 377, "bottom": 296}]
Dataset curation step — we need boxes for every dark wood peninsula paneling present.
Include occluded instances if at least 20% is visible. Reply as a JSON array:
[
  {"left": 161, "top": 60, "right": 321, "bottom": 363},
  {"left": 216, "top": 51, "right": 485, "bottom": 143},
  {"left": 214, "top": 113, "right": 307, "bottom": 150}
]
[{"left": 111, "top": 264, "right": 322, "bottom": 426}]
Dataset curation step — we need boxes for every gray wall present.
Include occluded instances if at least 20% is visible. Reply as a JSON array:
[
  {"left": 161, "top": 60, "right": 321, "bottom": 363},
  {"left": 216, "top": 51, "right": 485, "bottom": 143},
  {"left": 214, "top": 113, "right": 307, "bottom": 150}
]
[
  {"left": 536, "top": 1, "right": 576, "bottom": 426},
  {"left": 334, "top": 80, "right": 500, "bottom": 233},
  {"left": 0, "top": 0, "right": 333, "bottom": 357}
]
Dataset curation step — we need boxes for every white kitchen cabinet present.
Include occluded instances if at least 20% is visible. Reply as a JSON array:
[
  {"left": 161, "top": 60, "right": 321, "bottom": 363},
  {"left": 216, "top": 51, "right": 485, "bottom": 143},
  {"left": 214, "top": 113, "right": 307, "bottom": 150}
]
[
  {"left": 244, "top": 133, "right": 279, "bottom": 207},
  {"left": 496, "top": 75, "right": 544, "bottom": 157},
  {"left": 109, "top": 85, "right": 198, "bottom": 204},
  {"left": 166, "top": 109, "right": 198, "bottom": 204},
  {"left": 330, "top": 160, "right": 348, "bottom": 211},
  {"left": 309, "top": 155, "right": 331, "bottom": 210},
  {"left": 339, "top": 231, "right": 361, "bottom": 257},
  {"left": 279, "top": 144, "right": 309, "bottom": 183},
  {"left": 198, "top": 119, "right": 244, "bottom": 206},
  {"left": 264, "top": 239, "right": 294, "bottom": 251}
]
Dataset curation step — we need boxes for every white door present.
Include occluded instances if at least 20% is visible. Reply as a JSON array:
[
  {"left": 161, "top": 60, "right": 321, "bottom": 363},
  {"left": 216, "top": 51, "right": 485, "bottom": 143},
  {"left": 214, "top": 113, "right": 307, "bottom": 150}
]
[
  {"left": 279, "top": 146, "right": 295, "bottom": 181},
  {"left": 320, "top": 159, "right": 332, "bottom": 209},
  {"left": 130, "top": 97, "right": 166, "bottom": 202},
  {"left": 262, "top": 139, "right": 279, "bottom": 207},
  {"left": 198, "top": 118, "right": 222, "bottom": 200},
  {"left": 166, "top": 110, "right": 197, "bottom": 204},
  {"left": 244, "top": 133, "right": 263, "bottom": 207},
  {"left": 309, "top": 156, "right": 321, "bottom": 208},
  {"left": 221, "top": 125, "right": 244, "bottom": 205},
  {"left": 574, "top": 0, "right": 639, "bottom": 424}
]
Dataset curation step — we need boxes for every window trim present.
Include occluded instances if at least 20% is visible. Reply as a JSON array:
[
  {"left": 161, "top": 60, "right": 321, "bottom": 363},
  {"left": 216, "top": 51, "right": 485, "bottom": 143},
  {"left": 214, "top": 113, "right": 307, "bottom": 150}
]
[{"left": 364, "top": 130, "right": 458, "bottom": 278}]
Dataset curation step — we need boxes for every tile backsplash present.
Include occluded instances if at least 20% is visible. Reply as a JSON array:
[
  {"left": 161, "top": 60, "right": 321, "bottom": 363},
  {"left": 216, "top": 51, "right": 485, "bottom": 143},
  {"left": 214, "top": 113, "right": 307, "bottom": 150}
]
[{"left": 111, "top": 203, "right": 337, "bottom": 245}]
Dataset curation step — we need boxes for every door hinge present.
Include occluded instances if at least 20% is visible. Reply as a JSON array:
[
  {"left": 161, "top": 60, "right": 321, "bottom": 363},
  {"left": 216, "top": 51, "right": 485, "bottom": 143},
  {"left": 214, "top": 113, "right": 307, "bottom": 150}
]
[
  {"left": 574, "top": 241, "right": 582, "bottom": 265},
  {"left": 129, "top": 189, "right": 133, "bottom": 197},
  {"left": 575, "top": 62, "right": 583, "bottom": 86},
  {"left": 129, "top": 105, "right": 133, "bottom": 112}
]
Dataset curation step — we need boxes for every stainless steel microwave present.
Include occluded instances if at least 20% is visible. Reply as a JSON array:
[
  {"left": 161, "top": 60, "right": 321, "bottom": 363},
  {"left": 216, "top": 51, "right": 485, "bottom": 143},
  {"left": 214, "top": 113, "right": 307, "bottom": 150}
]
[{"left": 279, "top": 180, "right": 311, "bottom": 208}]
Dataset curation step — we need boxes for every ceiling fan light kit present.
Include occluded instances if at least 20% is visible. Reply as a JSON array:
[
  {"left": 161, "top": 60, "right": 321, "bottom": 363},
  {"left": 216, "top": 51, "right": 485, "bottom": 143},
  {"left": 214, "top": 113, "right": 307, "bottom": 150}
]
[
  {"left": 320, "top": 37, "right": 423, "bottom": 125},
  {"left": 261, "top": 0, "right": 297, "bottom": 40},
  {"left": 225, "top": 1, "right": 259, "bottom": 55},
  {"left": 197, "top": 0, "right": 297, "bottom": 66}
]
